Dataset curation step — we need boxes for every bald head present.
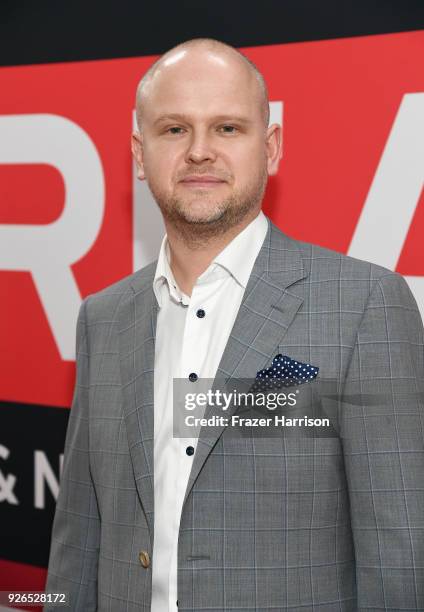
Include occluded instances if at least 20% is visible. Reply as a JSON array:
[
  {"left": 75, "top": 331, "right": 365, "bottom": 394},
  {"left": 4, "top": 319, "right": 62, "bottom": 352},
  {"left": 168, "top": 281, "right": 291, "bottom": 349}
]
[
  {"left": 131, "top": 37, "right": 282, "bottom": 244},
  {"left": 135, "top": 38, "right": 270, "bottom": 131}
]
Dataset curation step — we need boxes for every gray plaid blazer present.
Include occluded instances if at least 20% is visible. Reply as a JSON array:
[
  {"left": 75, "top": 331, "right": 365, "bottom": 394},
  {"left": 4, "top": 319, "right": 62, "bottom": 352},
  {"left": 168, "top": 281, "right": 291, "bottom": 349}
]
[{"left": 45, "top": 218, "right": 424, "bottom": 611}]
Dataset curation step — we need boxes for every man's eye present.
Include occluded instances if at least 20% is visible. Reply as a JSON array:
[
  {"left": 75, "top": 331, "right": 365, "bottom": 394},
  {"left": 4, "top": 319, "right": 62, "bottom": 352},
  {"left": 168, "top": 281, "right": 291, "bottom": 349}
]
[
  {"left": 167, "top": 126, "right": 185, "bottom": 134},
  {"left": 219, "top": 125, "right": 237, "bottom": 134}
]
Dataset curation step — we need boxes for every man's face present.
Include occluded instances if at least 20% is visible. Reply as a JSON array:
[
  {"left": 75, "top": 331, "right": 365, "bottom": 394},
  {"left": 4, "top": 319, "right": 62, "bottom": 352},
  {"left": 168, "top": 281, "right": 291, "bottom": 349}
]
[{"left": 132, "top": 49, "right": 280, "bottom": 231}]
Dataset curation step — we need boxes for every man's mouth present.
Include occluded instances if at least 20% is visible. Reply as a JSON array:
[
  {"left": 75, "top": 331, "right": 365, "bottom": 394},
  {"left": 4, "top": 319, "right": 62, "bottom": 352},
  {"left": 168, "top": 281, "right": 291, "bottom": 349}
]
[{"left": 180, "top": 175, "right": 226, "bottom": 188}]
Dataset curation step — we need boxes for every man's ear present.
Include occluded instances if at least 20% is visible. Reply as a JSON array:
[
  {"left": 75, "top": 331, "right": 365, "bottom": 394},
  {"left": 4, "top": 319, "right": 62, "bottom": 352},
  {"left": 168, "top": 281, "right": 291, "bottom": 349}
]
[
  {"left": 266, "top": 123, "right": 283, "bottom": 176},
  {"left": 131, "top": 131, "right": 145, "bottom": 180}
]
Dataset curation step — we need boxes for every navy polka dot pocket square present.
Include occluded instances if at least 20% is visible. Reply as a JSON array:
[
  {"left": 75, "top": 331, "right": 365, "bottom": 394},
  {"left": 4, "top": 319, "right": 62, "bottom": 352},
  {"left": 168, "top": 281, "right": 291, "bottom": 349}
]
[{"left": 252, "top": 354, "right": 319, "bottom": 391}]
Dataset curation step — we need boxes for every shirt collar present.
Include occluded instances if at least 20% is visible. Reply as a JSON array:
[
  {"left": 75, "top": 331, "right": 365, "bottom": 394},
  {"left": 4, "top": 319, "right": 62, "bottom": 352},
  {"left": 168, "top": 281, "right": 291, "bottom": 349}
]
[
  {"left": 153, "top": 237, "right": 190, "bottom": 307},
  {"left": 211, "top": 210, "right": 268, "bottom": 288},
  {"left": 153, "top": 210, "right": 269, "bottom": 307}
]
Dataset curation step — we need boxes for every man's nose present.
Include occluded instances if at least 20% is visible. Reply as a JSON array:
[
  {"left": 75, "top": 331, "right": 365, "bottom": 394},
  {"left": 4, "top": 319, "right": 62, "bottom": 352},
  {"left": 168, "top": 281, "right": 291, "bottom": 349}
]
[{"left": 185, "top": 131, "right": 217, "bottom": 164}]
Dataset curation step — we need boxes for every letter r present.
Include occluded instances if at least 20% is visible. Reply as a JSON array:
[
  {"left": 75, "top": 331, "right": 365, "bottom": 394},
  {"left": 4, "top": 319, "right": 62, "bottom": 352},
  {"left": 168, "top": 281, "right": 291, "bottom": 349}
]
[{"left": 0, "top": 114, "right": 105, "bottom": 360}]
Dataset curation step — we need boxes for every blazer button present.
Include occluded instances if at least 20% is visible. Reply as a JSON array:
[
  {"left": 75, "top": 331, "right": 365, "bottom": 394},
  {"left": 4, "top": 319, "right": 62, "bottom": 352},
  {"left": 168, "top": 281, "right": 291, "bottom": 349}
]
[{"left": 139, "top": 550, "right": 150, "bottom": 568}]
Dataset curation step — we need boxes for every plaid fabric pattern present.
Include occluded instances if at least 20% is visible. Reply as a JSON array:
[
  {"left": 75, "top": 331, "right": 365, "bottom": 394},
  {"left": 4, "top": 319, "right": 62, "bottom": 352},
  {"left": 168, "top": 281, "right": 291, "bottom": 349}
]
[{"left": 45, "top": 219, "right": 424, "bottom": 611}]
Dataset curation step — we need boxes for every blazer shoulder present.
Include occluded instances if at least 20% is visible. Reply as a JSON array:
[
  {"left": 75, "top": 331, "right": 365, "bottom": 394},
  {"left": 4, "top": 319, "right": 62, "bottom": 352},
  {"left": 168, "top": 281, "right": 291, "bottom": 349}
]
[
  {"left": 289, "top": 234, "right": 399, "bottom": 285},
  {"left": 82, "top": 260, "right": 157, "bottom": 320}
]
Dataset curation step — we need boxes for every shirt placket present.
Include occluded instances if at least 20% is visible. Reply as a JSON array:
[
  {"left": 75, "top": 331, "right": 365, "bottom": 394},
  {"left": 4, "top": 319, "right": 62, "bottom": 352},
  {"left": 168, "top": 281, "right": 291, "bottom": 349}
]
[{"left": 169, "top": 280, "right": 211, "bottom": 609}]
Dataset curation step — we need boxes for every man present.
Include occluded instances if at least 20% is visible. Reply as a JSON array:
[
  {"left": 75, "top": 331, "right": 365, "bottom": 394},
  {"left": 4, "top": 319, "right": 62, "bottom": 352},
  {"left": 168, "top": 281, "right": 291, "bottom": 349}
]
[{"left": 45, "top": 38, "right": 424, "bottom": 611}]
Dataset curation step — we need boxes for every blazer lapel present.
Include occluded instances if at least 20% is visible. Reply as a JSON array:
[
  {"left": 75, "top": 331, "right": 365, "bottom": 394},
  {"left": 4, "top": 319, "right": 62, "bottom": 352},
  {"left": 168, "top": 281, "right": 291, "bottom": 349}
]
[
  {"left": 117, "top": 265, "right": 158, "bottom": 537},
  {"left": 183, "top": 221, "right": 308, "bottom": 505}
]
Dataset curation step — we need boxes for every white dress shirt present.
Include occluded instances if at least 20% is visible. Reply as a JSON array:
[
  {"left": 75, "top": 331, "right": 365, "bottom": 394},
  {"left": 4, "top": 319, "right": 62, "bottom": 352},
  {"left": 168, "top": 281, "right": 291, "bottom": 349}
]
[{"left": 151, "top": 211, "right": 268, "bottom": 611}]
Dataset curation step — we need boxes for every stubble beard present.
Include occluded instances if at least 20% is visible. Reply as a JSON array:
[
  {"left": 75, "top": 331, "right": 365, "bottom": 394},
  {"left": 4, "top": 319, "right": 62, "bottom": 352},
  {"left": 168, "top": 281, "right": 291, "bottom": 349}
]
[{"left": 147, "top": 166, "right": 268, "bottom": 249}]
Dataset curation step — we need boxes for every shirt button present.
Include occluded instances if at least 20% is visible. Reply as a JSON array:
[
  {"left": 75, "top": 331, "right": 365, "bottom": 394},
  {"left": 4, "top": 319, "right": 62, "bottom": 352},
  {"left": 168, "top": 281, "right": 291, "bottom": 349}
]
[
  {"left": 188, "top": 372, "right": 198, "bottom": 382},
  {"left": 138, "top": 550, "right": 150, "bottom": 568},
  {"left": 196, "top": 308, "right": 205, "bottom": 318},
  {"left": 186, "top": 446, "right": 195, "bottom": 456}
]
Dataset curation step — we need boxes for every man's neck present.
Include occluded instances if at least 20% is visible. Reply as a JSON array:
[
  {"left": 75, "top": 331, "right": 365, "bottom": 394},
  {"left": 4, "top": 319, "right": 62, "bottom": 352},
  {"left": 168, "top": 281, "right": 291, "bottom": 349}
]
[{"left": 165, "top": 210, "right": 261, "bottom": 296}]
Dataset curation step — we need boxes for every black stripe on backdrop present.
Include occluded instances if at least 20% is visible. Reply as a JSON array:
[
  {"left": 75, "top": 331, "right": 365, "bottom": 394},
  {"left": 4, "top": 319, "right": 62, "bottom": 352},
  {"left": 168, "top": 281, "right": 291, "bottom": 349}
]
[
  {"left": 0, "top": 401, "right": 69, "bottom": 567},
  {"left": 0, "top": 0, "right": 423, "bottom": 67}
]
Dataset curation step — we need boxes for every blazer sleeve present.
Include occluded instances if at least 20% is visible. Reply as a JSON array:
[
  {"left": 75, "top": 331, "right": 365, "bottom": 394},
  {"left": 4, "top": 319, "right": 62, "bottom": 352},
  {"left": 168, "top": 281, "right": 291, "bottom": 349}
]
[
  {"left": 341, "top": 272, "right": 424, "bottom": 610},
  {"left": 44, "top": 297, "right": 100, "bottom": 611}
]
